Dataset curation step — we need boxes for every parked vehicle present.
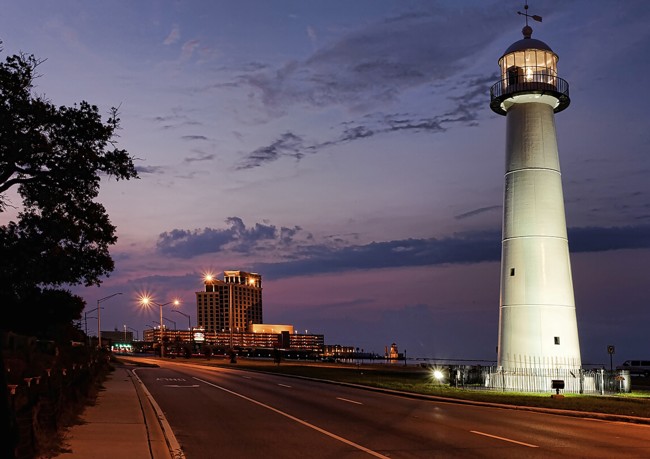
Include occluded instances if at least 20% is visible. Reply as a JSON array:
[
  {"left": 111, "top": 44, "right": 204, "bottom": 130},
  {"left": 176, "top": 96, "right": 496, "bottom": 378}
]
[{"left": 617, "top": 360, "right": 650, "bottom": 376}]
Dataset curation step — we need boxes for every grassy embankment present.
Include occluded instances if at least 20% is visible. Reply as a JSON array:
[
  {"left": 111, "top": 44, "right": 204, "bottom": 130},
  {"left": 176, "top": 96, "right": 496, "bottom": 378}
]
[{"left": 121, "top": 355, "right": 650, "bottom": 419}]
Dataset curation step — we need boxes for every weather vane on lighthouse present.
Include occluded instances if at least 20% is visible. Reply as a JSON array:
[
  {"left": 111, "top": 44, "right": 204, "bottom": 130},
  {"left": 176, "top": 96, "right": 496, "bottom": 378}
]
[{"left": 518, "top": 1, "right": 542, "bottom": 26}]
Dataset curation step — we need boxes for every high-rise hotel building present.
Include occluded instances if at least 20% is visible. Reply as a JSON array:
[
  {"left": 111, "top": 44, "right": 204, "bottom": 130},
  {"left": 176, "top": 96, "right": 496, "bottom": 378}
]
[{"left": 196, "top": 270, "right": 263, "bottom": 333}]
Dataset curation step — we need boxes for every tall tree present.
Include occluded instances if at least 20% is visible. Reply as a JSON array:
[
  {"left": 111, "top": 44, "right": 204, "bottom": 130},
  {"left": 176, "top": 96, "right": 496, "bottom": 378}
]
[{"left": 0, "top": 49, "right": 138, "bottom": 335}]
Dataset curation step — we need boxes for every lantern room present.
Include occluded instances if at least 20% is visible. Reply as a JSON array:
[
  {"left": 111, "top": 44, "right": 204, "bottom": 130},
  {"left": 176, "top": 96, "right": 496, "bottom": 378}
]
[{"left": 490, "top": 25, "right": 570, "bottom": 115}]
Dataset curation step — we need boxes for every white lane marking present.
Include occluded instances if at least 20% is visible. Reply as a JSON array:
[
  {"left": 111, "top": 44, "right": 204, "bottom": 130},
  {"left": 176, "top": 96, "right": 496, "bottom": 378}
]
[
  {"left": 194, "top": 377, "right": 390, "bottom": 459},
  {"left": 278, "top": 383, "right": 292, "bottom": 388},
  {"left": 470, "top": 430, "right": 539, "bottom": 448},
  {"left": 336, "top": 397, "right": 363, "bottom": 405},
  {"left": 164, "top": 384, "right": 200, "bottom": 388}
]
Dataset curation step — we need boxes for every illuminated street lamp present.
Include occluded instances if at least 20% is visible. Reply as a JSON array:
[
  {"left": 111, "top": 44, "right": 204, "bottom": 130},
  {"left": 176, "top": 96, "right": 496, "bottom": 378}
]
[
  {"left": 432, "top": 369, "right": 445, "bottom": 383},
  {"left": 97, "top": 293, "right": 123, "bottom": 349},
  {"left": 139, "top": 296, "right": 180, "bottom": 358}
]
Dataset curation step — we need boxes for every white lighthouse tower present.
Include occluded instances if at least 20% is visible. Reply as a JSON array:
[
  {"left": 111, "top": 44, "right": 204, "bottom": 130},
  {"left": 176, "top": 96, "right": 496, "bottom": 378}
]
[{"left": 490, "top": 8, "right": 581, "bottom": 373}]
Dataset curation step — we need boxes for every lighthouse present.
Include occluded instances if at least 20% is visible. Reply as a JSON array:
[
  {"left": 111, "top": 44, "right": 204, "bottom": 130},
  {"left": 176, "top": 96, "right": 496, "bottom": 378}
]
[{"left": 490, "top": 11, "right": 581, "bottom": 371}]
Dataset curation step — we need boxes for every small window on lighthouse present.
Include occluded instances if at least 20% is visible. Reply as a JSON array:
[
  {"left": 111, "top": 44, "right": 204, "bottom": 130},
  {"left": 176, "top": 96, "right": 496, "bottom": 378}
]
[
  {"left": 510, "top": 268, "right": 515, "bottom": 276},
  {"left": 554, "top": 337, "right": 561, "bottom": 345}
]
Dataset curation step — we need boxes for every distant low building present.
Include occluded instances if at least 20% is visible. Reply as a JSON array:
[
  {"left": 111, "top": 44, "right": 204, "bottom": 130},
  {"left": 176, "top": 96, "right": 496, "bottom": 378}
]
[
  {"left": 100, "top": 329, "right": 133, "bottom": 346},
  {"left": 141, "top": 326, "right": 324, "bottom": 353}
]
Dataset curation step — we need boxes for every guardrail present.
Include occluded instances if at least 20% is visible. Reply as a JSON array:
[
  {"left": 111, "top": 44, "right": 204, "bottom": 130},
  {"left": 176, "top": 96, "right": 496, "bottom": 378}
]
[{"left": 490, "top": 74, "right": 570, "bottom": 114}]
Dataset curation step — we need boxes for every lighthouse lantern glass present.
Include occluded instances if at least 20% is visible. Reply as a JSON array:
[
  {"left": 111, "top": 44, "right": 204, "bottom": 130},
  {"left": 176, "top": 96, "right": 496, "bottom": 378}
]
[{"left": 500, "top": 49, "right": 558, "bottom": 90}]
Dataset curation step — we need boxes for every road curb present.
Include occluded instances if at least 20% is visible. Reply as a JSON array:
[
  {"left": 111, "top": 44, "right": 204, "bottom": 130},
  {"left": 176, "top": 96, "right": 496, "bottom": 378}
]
[{"left": 129, "top": 368, "right": 185, "bottom": 459}]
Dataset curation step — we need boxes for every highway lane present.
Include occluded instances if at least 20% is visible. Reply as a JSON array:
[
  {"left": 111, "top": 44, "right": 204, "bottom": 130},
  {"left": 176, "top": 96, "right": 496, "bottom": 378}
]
[{"left": 134, "top": 359, "right": 650, "bottom": 458}]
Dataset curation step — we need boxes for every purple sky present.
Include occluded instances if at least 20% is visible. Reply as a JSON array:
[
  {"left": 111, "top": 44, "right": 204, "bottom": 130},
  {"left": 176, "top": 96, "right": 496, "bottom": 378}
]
[{"left": 1, "top": 1, "right": 649, "bottom": 365}]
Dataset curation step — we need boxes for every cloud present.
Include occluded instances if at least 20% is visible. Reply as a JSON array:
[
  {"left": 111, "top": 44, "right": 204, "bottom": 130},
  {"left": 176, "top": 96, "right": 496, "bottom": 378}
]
[
  {"left": 569, "top": 226, "right": 650, "bottom": 253},
  {"left": 155, "top": 218, "right": 650, "bottom": 280},
  {"left": 254, "top": 231, "right": 501, "bottom": 279},
  {"left": 306, "top": 26, "right": 317, "bottom": 49},
  {"left": 236, "top": 80, "right": 491, "bottom": 170},
  {"left": 156, "top": 217, "right": 307, "bottom": 258},
  {"left": 181, "top": 39, "right": 200, "bottom": 60},
  {"left": 239, "top": 8, "right": 505, "bottom": 112},
  {"left": 237, "top": 132, "right": 305, "bottom": 170},
  {"left": 163, "top": 24, "right": 180, "bottom": 45},
  {"left": 181, "top": 135, "right": 208, "bottom": 141},
  {"left": 455, "top": 205, "right": 502, "bottom": 220},
  {"left": 229, "top": 6, "right": 504, "bottom": 171},
  {"left": 135, "top": 165, "right": 165, "bottom": 174},
  {"left": 268, "top": 225, "right": 650, "bottom": 279},
  {"left": 184, "top": 150, "right": 215, "bottom": 163}
]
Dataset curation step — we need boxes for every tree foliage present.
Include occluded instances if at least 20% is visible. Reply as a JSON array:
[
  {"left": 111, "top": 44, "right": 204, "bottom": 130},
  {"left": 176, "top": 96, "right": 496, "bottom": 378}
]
[{"left": 0, "top": 49, "right": 138, "bottom": 336}]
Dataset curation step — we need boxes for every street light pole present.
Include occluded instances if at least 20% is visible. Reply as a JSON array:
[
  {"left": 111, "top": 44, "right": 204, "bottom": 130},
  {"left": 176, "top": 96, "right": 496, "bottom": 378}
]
[
  {"left": 162, "top": 316, "right": 176, "bottom": 330},
  {"left": 229, "top": 283, "right": 233, "bottom": 351},
  {"left": 172, "top": 310, "right": 191, "bottom": 330},
  {"left": 97, "top": 293, "right": 123, "bottom": 349},
  {"left": 84, "top": 308, "right": 101, "bottom": 336},
  {"left": 139, "top": 296, "right": 180, "bottom": 358},
  {"left": 159, "top": 304, "right": 164, "bottom": 355},
  {"left": 126, "top": 326, "right": 139, "bottom": 341}
]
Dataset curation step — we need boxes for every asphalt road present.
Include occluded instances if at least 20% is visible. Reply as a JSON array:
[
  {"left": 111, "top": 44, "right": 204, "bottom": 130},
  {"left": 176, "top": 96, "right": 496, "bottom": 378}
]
[{"left": 134, "top": 359, "right": 650, "bottom": 458}]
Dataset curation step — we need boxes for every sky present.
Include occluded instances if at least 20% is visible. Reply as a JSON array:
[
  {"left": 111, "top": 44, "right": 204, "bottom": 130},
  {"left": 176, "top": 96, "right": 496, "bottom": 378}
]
[{"left": 1, "top": 0, "right": 649, "bottom": 366}]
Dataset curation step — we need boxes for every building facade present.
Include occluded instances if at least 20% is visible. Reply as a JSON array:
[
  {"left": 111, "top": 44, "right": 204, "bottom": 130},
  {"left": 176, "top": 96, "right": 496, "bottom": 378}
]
[
  {"left": 141, "top": 327, "right": 324, "bottom": 354},
  {"left": 196, "top": 270, "right": 263, "bottom": 333}
]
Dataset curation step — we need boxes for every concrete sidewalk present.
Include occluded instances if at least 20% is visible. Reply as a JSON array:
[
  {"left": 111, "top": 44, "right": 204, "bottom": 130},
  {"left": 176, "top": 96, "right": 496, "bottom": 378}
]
[{"left": 54, "top": 365, "right": 177, "bottom": 459}]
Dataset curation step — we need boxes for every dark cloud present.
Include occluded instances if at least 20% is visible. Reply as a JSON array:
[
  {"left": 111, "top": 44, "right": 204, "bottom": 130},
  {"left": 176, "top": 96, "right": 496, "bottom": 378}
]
[
  {"left": 181, "top": 135, "right": 208, "bottom": 141},
  {"left": 237, "top": 132, "right": 305, "bottom": 170},
  {"left": 455, "top": 205, "right": 502, "bottom": 220},
  {"left": 239, "top": 6, "right": 508, "bottom": 112},
  {"left": 135, "top": 165, "right": 165, "bottom": 174},
  {"left": 253, "top": 225, "right": 650, "bottom": 279},
  {"left": 184, "top": 150, "right": 215, "bottom": 163},
  {"left": 231, "top": 4, "right": 506, "bottom": 171},
  {"left": 156, "top": 217, "right": 308, "bottom": 257},
  {"left": 254, "top": 231, "right": 501, "bottom": 279},
  {"left": 151, "top": 107, "right": 203, "bottom": 131},
  {"left": 156, "top": 217, "right": 650, "bottom": 281},
  {"left": 237, "top": 78, "right": 490, "bottom": 170},
  {"left": 569, "top": 226, "right": 650, "bottom": 253}
]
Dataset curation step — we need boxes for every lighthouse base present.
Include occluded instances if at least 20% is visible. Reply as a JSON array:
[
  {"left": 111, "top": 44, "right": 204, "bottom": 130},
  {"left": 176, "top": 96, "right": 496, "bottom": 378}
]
[{"left": 486, "top": 367, "right": 588, "bottom": 393}]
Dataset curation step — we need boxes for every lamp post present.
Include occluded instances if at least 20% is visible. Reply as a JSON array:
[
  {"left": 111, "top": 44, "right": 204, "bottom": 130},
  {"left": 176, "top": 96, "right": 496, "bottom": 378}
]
[
  {"left": 229, "top": 283, "right": 233, "bottom": 351},
  {"left": 139, "top": 297, "right": 180, "bottom": 358},
  {"left": 172, "top": 310, "right": 191, "bottom": 330},
  {"left": 162, "top": 316, "right": 177, "bottom": 330},
  {"left": 84, "top": 308, "right": 101, "bottom": 336},
  {"left": 172, "top": 310, "right": 192, "bottom": 344},
  {"left": 126, "top": 326, "right": 139, "bottom": 341},
  {"left": 97, "top": 293, "right": 123, "bottom": 349}
]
